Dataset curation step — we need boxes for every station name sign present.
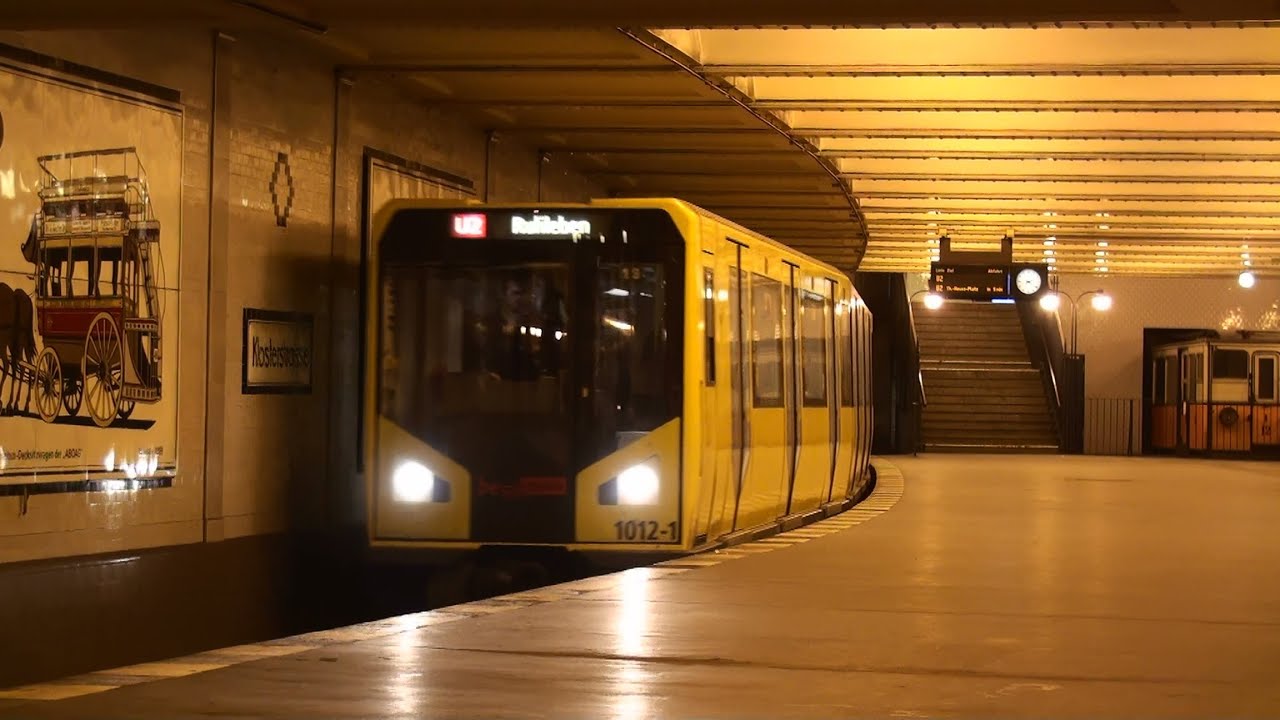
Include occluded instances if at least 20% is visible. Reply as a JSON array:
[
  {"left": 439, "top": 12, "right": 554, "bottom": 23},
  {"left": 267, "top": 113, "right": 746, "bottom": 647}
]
[
  {"left": 930, "top": 263, "right": 1009, "bottom": 299},
  {"left": 450, "top": 212, "right": 593, "bottom": 239},
  {"left": 242, "top": 309, "right": 313, "bottom": 395}
]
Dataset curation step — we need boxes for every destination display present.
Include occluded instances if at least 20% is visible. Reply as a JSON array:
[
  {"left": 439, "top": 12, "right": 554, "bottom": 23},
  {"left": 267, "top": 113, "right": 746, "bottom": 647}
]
[{"left": 930, "top": 263, "right": 1010, "bottom": 299}]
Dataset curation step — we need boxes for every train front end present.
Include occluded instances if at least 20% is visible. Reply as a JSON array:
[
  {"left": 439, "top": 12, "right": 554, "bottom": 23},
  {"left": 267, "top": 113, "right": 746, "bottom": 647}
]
[{"left": 365, "top": 201, "right": 692, "bottom": 564}]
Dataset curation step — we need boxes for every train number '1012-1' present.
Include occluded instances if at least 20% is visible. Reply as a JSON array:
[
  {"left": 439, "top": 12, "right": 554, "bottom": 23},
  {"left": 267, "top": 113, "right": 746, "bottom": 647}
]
[{"left": 613, "top": 520, "right": 677, "bottom": 541}]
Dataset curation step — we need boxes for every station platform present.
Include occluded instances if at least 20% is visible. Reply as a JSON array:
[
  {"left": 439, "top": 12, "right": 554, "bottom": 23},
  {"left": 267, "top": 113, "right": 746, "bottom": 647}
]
[{"left": 2, "top": 454, "right": 1278, "bottom": 718}]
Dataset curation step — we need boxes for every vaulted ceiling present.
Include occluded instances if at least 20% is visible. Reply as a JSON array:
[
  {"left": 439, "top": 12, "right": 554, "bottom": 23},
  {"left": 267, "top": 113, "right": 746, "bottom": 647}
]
[{"left": 4, "top": 1, "right": 1278, "bottom": 277}]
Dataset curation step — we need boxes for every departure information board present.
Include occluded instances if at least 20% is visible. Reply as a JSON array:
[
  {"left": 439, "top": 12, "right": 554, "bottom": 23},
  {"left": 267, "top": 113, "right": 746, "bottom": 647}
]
[{"left": 929, "top": 263, "right": 1010, "bottom": 299}]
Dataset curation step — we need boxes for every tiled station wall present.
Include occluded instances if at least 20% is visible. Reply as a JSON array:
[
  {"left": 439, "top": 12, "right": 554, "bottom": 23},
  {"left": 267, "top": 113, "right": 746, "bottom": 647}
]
[
  {"left": 1055, "top": 273, "right": 1280, "bottom": 398},
  {"left": 0, "top": 29, "right": 603, "bottom": 564}
]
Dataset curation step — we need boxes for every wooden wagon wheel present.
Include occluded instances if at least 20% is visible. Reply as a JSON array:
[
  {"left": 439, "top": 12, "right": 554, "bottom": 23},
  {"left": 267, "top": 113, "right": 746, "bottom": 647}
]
[
  {"left": 62, "top": 377, "right": 83, "bottom": 417},
  {"left": 82, "top": 313, "right": 123, "bottom": 429},
  {"left": 33, "top": 347, "right": 62, "bottom": 424},
  {"left": 117, "top": 400, "right": 135, "bottom": 420}
]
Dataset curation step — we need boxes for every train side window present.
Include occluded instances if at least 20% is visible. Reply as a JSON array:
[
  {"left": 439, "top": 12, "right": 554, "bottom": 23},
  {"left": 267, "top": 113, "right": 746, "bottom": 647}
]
[
  {"left": 750, "top": 272, "right": 784, "bottom": 407},
  {"left": 1212, "top": 348, "right": 1249, "bottom": 380},
  {"left": 704, "top": 267, "right": 716, "bottom": 387},
  {"left": 850, "top": 304, "right": 860, "bottom": 407},
  {"left": 800, "top": 290, "right": 828, "bottom": 407},
  {"left": 862, "top": 308, "right": 872, "bottom": 407},
  {"left": 839, "top": 300, "right": 854, "bottom": 408}
]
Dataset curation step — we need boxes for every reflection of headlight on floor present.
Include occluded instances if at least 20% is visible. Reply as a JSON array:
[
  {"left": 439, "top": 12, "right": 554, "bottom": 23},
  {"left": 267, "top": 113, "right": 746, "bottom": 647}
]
[
  {"left": 617, "top": 463, "right": 659, "bottom": 505},
  {"left": 393, "top": 461, "right": 434, "bottom": 503}
]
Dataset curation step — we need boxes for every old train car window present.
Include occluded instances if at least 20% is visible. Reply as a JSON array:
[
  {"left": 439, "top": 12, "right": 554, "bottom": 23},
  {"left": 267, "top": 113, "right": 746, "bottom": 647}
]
[
  {"left": 704, "top": 267, "right": 715, "bottom": 386},
  {"left": 1164, "top": 356, "right": 1178, "bottom": 403},
  {"left": 1258, "top": 356, "right": 1277, "bottom": 402},
  {"left": 1212, "top": 348, "right": 1249, "bottom": 379},
  {"left": 1188, "top": 353, "right": 1205, "bottom": 402},
  {"left": 800, "top": 290, "right": 828, "bottom": 407},
  {"left": 839, "top": 301, "right": 854, "bottom": 408},
  {"left": 751, "top": 273, "right": 784, "bottom": 407},
  {"left": 1153, "top": 356, "right": 1167, "bottom": 404}
]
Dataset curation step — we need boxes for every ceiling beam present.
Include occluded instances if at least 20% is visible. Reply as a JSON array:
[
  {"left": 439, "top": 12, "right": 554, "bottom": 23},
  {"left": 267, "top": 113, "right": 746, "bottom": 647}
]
[
  {"left": 794, "top": 129, "right": 1280, "bottom": 141},
  {"left": 7, "top": 2, "right": 1280, "bottom": 29},
  {"left": 703, "top": 63, "right": 1280, "bottom": 77},
  {"left": 340, "top": 64, "right": 681, "bottom": 73},
  {"left": 755, "top": 99, "right": 1280, "bottom": 112},
  {"left": 842, "top": 172, "right": 1280, "bottom": 184},
  {"left": 851, "top": 191, "right": 1280, "bottom": 202},
  {"left": 820, "top": 150, "right": 1280, "bottom": 162},
  {"left": 619, "top": 27, "right": 871, "bottom": 253}
]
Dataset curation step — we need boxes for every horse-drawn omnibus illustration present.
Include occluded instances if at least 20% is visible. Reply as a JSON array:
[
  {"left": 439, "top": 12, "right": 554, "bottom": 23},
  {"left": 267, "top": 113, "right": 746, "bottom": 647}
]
[{"left": 12, "top": 147, "right": 165, "bottom": 428}]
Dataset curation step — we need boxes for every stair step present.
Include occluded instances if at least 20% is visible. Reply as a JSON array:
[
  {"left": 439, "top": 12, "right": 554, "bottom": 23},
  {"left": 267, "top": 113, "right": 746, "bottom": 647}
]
[
  {"left": 925, "top": 381, "right": 1044, "bottom": 388},
  {"left": 923, "top": 440, "right": 1060, "bottom": 450},
  {"left": 922, "top": 375, "right": 1044, "bottom": 384},
  {"left": 923, "top": 433, "right": 1060, "bottom": 445},
  {"left": 926, "top": 400, "right": 1052, "bottom": 410},
  {"left": 926, "top": 417, "right": 1054, "bottom": 427},
  {"left": 926, "top": 407, "right": 1054, "bottom": 417},
  {"left": 923, "top": 417, "right": 1056, "bottom": 428}
]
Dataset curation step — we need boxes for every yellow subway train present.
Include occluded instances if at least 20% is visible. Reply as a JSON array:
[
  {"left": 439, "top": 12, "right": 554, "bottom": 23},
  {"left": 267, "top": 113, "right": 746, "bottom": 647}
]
[{"left": 363, "top": 198, "right": 874, "bottom": 566}]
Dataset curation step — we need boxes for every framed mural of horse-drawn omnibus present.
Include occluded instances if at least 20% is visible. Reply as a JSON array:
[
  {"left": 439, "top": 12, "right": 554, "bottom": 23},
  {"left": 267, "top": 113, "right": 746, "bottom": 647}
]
[{"left": 0, "top": 61, "right": 181, "bottom": 489}]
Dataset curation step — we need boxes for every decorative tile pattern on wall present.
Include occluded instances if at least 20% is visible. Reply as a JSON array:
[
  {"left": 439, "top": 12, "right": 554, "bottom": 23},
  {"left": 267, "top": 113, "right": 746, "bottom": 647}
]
[{"left": 269, "top": 151, "right": 294, "bottom": 228}]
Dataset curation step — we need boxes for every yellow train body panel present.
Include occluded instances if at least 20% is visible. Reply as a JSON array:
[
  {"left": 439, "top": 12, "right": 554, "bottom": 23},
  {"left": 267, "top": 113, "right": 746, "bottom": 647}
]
[{"left": 364, "top": 197, "right": 874, "bottom": 560}]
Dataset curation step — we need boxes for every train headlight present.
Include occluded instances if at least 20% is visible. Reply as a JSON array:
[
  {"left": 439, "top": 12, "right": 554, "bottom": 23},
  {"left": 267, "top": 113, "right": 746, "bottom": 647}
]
[
  {"left": 597, "top": 459, "right": 662, "bottom": 506},
  {"left": 617, "top": 463, "right": 660, "bottom": 505},
  {"left": 392, "top": 461, "right": 434, "bottom": 503}
]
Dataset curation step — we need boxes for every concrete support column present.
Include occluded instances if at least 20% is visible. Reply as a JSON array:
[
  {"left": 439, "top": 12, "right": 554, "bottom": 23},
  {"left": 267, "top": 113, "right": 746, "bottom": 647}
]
[{"left": 203, "top": 30, "right": 235, "bottom": 542}]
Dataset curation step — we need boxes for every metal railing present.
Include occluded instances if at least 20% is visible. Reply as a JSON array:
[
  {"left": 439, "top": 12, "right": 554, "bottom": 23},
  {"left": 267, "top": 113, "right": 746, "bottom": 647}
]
[
  {"left": 1084, "top": 397, "right": 1138, "bottom": 456},
  {"left": 901, "top": 283, "right": 927, "bottom": 455},
  {"left": 903, "top": 292, "right": 927, "bottom": 410},
  {"left": 1016, "top": 299, "right": 1072, "bottom": 451}
]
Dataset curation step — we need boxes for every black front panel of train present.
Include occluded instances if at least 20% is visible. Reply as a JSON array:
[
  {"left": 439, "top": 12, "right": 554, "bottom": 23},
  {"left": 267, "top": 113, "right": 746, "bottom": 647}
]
[{"left": 377, "top": 208, "right": 684, "bottom": 544}]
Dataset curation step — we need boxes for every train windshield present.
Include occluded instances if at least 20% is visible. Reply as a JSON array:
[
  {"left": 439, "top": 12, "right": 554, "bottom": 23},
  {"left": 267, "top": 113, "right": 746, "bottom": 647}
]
[{"left": 375, "top": 207, "right": 684, "bottom": 542}]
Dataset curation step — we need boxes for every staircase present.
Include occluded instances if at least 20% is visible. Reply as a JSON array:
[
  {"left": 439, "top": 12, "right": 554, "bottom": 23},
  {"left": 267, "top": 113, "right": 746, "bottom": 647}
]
[{"left": 913, "top": 300, "right": 1060, "bottom": 452}]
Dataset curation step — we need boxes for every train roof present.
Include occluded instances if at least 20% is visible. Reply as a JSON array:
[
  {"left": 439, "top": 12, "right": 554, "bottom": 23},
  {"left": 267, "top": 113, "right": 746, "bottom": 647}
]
[
  {"left": 1152, "top": 329, "right": 1280, "bottom": 351},
  {"left": 370, "top": 197, "right": 851, "bottom": 282}
]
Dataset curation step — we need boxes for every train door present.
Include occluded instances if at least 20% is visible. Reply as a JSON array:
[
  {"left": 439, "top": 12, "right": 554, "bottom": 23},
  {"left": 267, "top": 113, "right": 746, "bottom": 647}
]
[
  {"left": 736, "top": 250, "right": 790, "bottom": 529},
  {"left": 823, "top": 280, "right": 840, "bottom": 504},
  {"left": 782, "top": 262, "right": 800, "bottom": 515},
  {"left": 791, "top": 281, "right": 832, "bottom": 513},
  {"left": 1177, "top": 348, "right": 1189, "bottom": 449},
  {"left": 830, "top": 291, "right": 855, "bottom": 505},
  {"left": 695, "top": 242, "right": 733, "bottom": 544},
  {"left": 1253, "top": 351, "right": 1279, "bottom": 446},
  {"left": 854, "top": 301, "right": 872, "bottom": 496},
  {"left": 726, "top": 241, "right": 750, "bottom": 532},
  {"left": 1179, "top": 348, "right": 1206, "bottom": 450}
]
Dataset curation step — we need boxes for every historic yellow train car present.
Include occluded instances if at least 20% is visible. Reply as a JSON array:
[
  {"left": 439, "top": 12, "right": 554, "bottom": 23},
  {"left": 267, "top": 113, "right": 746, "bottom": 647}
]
[
  {"left": 1150, "top": 333, "right": 1280, "bottom": 455},
  {"left": 363, "top": 198, "right": 874, "bottom": 565}
]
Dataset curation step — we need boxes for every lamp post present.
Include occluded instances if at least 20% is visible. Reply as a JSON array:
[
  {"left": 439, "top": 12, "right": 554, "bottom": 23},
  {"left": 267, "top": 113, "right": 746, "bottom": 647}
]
[
  {"left": 911, "top": 288, "right": 944, "bottom": 310},
  {"left": 1039, "top": 289, "right": 1112, "bottom": 355}
]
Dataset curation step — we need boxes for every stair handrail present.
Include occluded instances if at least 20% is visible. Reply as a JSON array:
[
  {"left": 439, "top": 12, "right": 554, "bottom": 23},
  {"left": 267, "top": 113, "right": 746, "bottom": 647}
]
[
  {"left": 1017, "top": 297, "right": 1068, "bottom": 450},
  {"left": 904, "top": 295, "right": 927, "bottom": 409}
]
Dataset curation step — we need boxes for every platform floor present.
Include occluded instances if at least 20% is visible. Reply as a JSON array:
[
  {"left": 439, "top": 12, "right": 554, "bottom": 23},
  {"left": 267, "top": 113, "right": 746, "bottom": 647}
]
[{"left": 3, "top": 454, "right": 1280, "bottom": 718}]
